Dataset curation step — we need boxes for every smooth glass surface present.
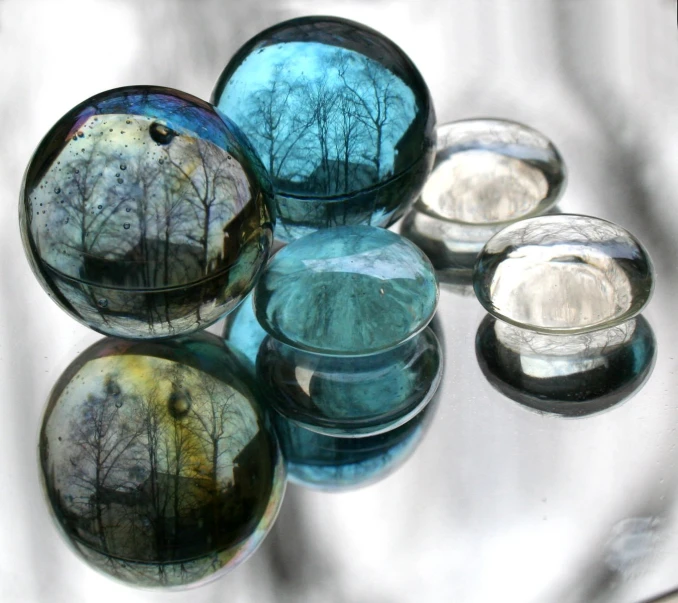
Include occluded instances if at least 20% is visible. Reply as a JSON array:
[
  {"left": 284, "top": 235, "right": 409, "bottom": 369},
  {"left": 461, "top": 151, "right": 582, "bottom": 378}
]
[
  {"left": 253, "top": 225, "right": 439, "bottom": 355},
  {"left": 20, "top": 86, "right": 274, "bottom": 339},
  {"left": 212, "top": 16, "right": 436, "bottom": 242},
  {"left": 401, "top": 206, "right": 507, "bottom": 288},
  {"left": 476, "top": 315, "right": 656, "bottom": 417},
  {"left": 473, "top": 214, "right": 655, "bottom": 333},
  {"left": 256, "top": 328, "right": 442, "bottom": 437},
  {"left": 416, "top": 119, "right": 566, "bottom": 224},
  {"left": 39, "top": 333, "right": 285, "bottom": 588},
  {"left": 272, "top": 397, "right": 437, "bottom": 491}
]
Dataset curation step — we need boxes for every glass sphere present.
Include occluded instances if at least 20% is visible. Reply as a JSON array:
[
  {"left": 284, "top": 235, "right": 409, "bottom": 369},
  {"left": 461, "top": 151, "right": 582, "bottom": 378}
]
[
  {"left": 212, "top": 16, "right": 436, "bottom": 242},
  {"left": 256, "top": 328, "right": 442, "bottom": 437},
  {"left": 476, "top": 314, "right": 656, "bottom": 417},
  {"left": 21, "top": 86, "right": 274, "bottom": 339},
  {"left": 253, "top": 225, "right": 439, "bottom": 355},
  {"left": 473, "top": 215, "right": 654, "bottom": 333},
  {"left": 416, "top": 119, "right": 566, "bottom": 225},
  {"left": 272, "top": 397, "right": 437, "bottom": 491},
  {"left": 39, "top": 333, "right": 285, "bottom": 588}
]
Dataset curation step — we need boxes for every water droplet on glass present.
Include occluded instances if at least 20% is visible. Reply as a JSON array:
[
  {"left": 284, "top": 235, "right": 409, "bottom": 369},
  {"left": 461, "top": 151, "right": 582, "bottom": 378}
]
[
  {"left": 97, "top": 298, "right": 108, "bottom": 308},
  {"left": 123, "top": 223, "right": 130, "bottom": 230},
  {"left": 125, "top": 207, "right": 131, "bottom": 212},
  {"left": 54, "top": 187, "right": 61, "bottom": 194},
  {"left": 77, "top": 131, "right": 84, "bottom": 138},
  {"left": 114, "top": 399, "right": 123, "bottom": 408},
  {"left": 158, "top": 158, "right": 164, "bottom": 165},
  {"left": 98, "top": 205, "right": 103, "bottom": 210},
  {"left": 119, "top": 163, "right": 126, "bottom": 170},
  {"left": 117, "top": 178, "right": 124, "bottom": 184}
]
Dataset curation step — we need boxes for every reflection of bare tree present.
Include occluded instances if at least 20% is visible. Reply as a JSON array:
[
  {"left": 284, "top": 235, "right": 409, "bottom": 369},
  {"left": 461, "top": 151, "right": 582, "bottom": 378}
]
[
  {"left": 68, "top": 375, "right": 141, "bottom": 552},
  {"left": 244, "top": 63, "right": 314, "bottom": 179},
  {"left": 239, "top": 50, "right": 413, "bottom": 198}
]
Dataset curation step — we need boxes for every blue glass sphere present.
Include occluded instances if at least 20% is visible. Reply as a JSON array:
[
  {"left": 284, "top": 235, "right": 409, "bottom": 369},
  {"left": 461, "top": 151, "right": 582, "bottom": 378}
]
[
  {"left": 212, "top": 16, "right": 436, "bottom": 242},
  {"left": 21, "top": 86, "right": 274, "bottom": 339},
  {"left": 257, "top": 328, "right": 442, "bottom": 437},
  {"left": 253, "top": 225, "right": 439, "bottom": 356},
  {"left": 476, "top": 314, "right": 656, "bottom": 417},
  {"left": 39, "top": 333, "right": 285, "bottom": 588},
  {"left": 273, "top": 398, "right": 436, "bottom": 491}
]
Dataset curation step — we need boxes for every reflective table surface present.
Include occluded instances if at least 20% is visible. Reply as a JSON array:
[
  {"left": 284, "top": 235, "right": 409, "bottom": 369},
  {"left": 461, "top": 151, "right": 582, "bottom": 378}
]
[{"left": 1, "top": 1, "right": 677, "bottom": 602}]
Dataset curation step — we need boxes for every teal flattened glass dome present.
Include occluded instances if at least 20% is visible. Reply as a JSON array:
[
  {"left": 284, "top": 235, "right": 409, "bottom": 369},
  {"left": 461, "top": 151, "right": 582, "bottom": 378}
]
[
  {"left": 212, "top": 16, "right": 436, "bottom": 241},
  {"left": 253, "top": 225, "right": 439, "bottom": 356}
]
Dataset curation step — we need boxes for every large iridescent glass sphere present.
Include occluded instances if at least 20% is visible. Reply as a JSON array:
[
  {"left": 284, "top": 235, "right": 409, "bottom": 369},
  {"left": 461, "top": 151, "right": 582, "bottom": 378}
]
[
  {"left": 39, "top": 333, "right": 285, "bottom": 588},
  {"left": 212, "top": 16, "right": 436, "bottom": 242},
  {"left": 473, "top": 215, "right": 654, "bottom": 333},
  {"left": 20, "top": 86, "right": 274, "bottom": 339},
  {"left": 253, "top": 226, "right": 439, "bottom": 356}
]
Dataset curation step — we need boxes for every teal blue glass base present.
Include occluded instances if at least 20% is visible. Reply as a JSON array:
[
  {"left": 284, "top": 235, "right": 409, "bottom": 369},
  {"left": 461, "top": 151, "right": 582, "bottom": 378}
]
[
  {"left": 39, "top": 332, "right": 285, "bottom": 588},
  {"left": 257, "top": 327, "right": 442, "bottom": 437},
  {"left": 273, "top": 396, "right": 437, "bottom": 491},
  {"left": 212, "top": 16, "right": 436, "bottom": 242},
  {"left": 20, "top": 86, "right": 274, "bottom": 339},
  {"left": 476, "top": 315, "right": 656, "bottom": 417},
  {"left": 253, "top": 225, "right": 439, "bottom": 356}
]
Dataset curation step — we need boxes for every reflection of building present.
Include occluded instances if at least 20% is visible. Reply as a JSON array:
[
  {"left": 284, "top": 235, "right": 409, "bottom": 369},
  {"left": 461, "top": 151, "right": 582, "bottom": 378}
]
[
  {"left": 79, "top": 239, "right": 203, "bottom": 288},
  {"left": 279, "top": 159, "right": 378, "bottom": 196},
  {"left": 393, "top": 107, "right": 429, "bottom": 175}
]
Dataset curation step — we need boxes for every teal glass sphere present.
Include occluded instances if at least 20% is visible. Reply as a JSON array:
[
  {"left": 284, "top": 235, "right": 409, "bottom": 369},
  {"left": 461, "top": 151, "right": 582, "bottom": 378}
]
[
  {"left": 212, "top": 16, "right": 436, "bottom": 242},
  {"left": 39, "top": 333, "right": 285, "bottom": 588},
  {"left": 253, "top": 225, "right": 439, "bottom": 356},
  {"left": 20, "top": 86, "right": 274, "bottom": 339}
]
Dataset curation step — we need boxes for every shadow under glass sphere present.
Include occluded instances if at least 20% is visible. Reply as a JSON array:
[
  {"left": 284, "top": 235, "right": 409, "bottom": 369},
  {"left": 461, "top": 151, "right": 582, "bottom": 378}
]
[
  {"left": 475, "top": 314, "right": 656, "bottom": 417},
  {"left": 20, "top": 86, "right": 274, "bottom": 339},
  {"left": 212, "top": 15, "right": 436, "bottom": 242},
  {"left": 39, "top": 332, "right": 285, "bottom": 589}
]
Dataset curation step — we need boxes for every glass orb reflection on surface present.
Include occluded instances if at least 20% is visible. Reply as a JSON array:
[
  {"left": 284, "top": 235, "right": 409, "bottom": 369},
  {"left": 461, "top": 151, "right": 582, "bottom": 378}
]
[
  {"left": 39, "top": 333, "right": 285, "bottom": 588},
  {"left": 256, "top": 328, "right": 442, "bottom": 437},
  {"left": 212, "top": 16, "right": 436, "bottom": 242},
  {"left": 473, "top": 215, "right": 655, "bottom": 334},
  {"left": 475, "top": 314, "right": 656, "bottom": 417},
  {"left": 20, "top": 86, "right": 274, "bottom": 339},
  {"left": 272, "top": 395, "right": 438, "bottom": 491}
]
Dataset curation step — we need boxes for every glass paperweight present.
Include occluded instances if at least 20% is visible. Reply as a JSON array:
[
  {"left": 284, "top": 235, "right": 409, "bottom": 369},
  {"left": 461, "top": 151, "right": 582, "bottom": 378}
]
[
  {"left": 212, "top": 15, "right": 436, "bottom": 242},
  {"left": 476, "top": 314, "right": 656, "bottom": 417},
  {"left": 253, "top": 225, "right": 439, "bottom": 355},
  {"left": 272, "top": 396, "right": 437, "bottom": 491},
  {"left": 39, "top": 333, "right": 285, "bottom": 588},
  {"left": 416, "top": 119, "right": 566, "bottom": 225},
  {"left": 20, "top": 86, "right": 274, "bottom": 339},
  {"left": 473, "top": 215, "right": 654, "bottom": 333},
  {"left": 256, "top": 327, "right": 442, "bottom": 437}
]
